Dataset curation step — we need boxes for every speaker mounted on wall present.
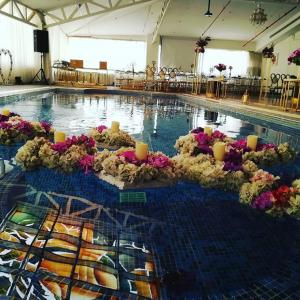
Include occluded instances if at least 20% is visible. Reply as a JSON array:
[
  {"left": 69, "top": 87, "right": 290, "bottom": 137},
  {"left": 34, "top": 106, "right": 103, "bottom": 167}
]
[{"left": 33, "top": 30, "right": 49, "bottom": 53}]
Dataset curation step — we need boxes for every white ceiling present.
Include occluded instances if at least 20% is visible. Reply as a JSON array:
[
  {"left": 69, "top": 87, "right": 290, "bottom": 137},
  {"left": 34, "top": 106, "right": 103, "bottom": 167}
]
[{"left": 17, "top": 0, "right": 300, "bottom": 43}]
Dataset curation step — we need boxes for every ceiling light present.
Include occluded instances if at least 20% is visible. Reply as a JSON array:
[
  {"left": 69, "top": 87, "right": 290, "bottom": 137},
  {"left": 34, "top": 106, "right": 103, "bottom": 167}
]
[
  {"left": 204, "top": 0, "right": 213, "bottom": 17},
  {"left": 250, "top": 3, "right": 267, "bottom": 25}
]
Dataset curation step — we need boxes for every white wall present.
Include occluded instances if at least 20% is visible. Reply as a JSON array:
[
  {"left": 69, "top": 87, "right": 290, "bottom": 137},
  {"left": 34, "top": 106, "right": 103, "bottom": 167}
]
[
  {"left": 270, "top": 31, "right": 300, "bottom": 76},
  {"left": 160, "top": 36, "right": 256, "bottom": 72}
]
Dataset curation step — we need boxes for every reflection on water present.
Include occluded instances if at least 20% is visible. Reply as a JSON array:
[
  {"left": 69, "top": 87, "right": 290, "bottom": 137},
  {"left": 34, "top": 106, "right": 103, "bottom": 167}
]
[{"left": 1, "top": 93, "right": 300, "bottom": 155}]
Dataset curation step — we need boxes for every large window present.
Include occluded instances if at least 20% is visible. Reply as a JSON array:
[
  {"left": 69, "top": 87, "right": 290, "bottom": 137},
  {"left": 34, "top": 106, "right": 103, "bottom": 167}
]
[
  {"left": 200, "top": 49, "right": 249, "bottom": 77},
  {"left": 68, "top": 38, "right": 146, "bottom": 71}
]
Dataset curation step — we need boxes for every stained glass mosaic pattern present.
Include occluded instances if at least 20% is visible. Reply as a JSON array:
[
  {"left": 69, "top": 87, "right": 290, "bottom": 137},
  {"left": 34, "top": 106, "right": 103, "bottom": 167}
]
[{"left": 0, "top": 202, "right": 159, "bottom": 299}]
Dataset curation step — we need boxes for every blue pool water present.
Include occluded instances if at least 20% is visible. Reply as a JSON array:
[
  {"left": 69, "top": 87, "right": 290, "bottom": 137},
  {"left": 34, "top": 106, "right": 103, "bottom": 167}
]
[{"left": 0, "top": 91, "right": 300, "bottom": 299}]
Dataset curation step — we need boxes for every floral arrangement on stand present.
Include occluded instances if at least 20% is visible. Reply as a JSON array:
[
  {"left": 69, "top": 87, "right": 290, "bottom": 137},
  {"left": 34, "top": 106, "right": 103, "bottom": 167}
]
[
  {"left": 262, "top": 46, "right": 274, "bottom": 59},
  {"left": 240, "top": 170, "right": 300, "bottom": 218},
  {"left": 174, "top": 127, "right": 296, "bottom": 167},
  {"left": 194, "top": 36, "right": 211, "bottom": 53},
  {"left": 214, "top": 63, "right": 227, "bottom": 76},
  {"left": 287, "top": 48, "right": 300, "bottom": 65},
  {"left": 93, "top": 147, "right": 178, "bottom": 189},
  {"left": 89, "top": 123, "right": 135, "bottom": 150},
  {"left": 16, "top": 135, "right": 97, "bottom": 172},
  {"left": 0, "top": 115, "right": 54, "bottom": 145}
]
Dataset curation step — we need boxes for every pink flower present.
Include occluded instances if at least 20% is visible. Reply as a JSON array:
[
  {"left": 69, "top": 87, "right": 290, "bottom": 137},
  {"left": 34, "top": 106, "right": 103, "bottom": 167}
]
[
  {"left": 147, "top": 154, "right": 171, "bottom": 168},
  {"left": 40, "top": 121, "right": 52, "bottom": 133},
  {"left": 97, "top": 125, "right": 107, "bottom": 133},
  {"left": 120, "top": 150, "right": 140, "bottom": 164},
  {"left": 195, "top": 132, "right": 211, "bottom": 146},
  {"left": 16, "top": 120, "right": 33, "bottom": 136},
  {"left": 51, "top": 142, "right": 69, "bottom": 154},
  {"left": 212, "top": 130, "right": 226, "bottom": 140},
  {"left": 79, "top": 154, "right": 95, "bottom": 174}
]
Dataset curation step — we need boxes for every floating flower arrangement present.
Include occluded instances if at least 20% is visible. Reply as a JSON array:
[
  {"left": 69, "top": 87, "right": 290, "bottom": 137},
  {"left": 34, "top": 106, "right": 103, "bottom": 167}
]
[
  {"left": 240, "top": 170, "right": 300, "bottom": 218},
  {"left": 16, "top": 135, "right": 97, "bottom": 172},
  {"left": 0, "top": 115, "right": 54, "bottom": 145},
  {"left": 89, "top": 121, "right": 135, "bottom": 150},
  {"left": 93, "top": 146, "right": 178, "bottom": 189},
  {"left": 175, "top": 127, "right": 296, "bottom": 167}
]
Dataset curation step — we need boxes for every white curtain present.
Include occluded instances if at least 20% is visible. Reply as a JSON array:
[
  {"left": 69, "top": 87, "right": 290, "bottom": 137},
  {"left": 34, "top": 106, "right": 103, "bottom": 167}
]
[
  {"left": 0, "top": 14, "right": 40, "bottom": 84},
  {"left": 247, "top": 51, "right": 262, "bottom": 77}
]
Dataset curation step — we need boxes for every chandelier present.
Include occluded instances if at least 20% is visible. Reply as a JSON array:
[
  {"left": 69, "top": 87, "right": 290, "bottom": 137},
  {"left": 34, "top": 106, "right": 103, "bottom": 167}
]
[{"left": 250, "top": 3, "right": 267, "bottom": 25}]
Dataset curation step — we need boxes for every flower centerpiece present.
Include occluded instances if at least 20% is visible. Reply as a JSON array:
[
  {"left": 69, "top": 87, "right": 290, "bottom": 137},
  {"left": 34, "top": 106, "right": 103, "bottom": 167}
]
[
  {"left": 194, "top": 36, "right": 211, "bottom": 53},
  {"left": 172, "top": 151, "right": 258, "bottom": 192},
  {"left": 288, "top": 48, "right": 300, "bottom": 66},
  {"left": 214, "top": 63, "right": 226, "bottom": 76},
  {"left": 16, "top": 134, "right": 97, "bottom": 172},
  {"left": 89, "top": 124, "right": 135, "bottom": 150},
  {"left": 0, "top": 111, "right": 20, "bottom": 122},
  {"left": 240, "top": 171, "right": 300, "bottom": 218},
  {"left": 0, "top": 116, "right": 54, "bottom": 145},
  {"left": 175, "top": 127, "right": 234, "bottom": 156},
  {"left": 93, "top": 147, "right": 178, "bottom": 189},
  {"left": 175, "top": 128, "right": 296, "bottom": 167},
  {"left": 230, "top": 138, "right": 295, "bottom": 166}
]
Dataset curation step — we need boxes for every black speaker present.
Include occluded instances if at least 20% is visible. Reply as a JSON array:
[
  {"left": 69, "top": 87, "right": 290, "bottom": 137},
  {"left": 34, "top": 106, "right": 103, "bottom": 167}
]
[{"left": 34, "top": 30, "right": 49, "bottom": 53}]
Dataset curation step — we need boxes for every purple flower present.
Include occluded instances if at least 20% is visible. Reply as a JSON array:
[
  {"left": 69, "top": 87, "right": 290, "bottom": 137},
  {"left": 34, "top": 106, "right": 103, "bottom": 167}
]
[
  {"left": 40, "top": 121, "right": 52, "bottom": 133},
  {"left": 97, "top": 125, "right": 107, "bottom": 133},
  {"left": 251, "top": 191, "right": 274, "bottom": 210},
  {"left": 147, "top": 154, "right": 171, "bottom": 168},
  {"left": 191, "top": 127, "right": 204, "bottom": 134},
  {"left": 223, "top": 149, "right": 243, "bottom": 172},
  {"left": 195, "top": 132, "right": 211, "bottom": 146},
  {"left": 120, "top": 150, "right": 140, "bottom": 165},
  {"left": 0, "top": 122, "right": 13, "bottom": 130},
  {"left": 0, "top": 112, "right": 20, "bottom": 122},
  {"left": 16, "top": 120, "right": 33, "bottom": 136},
  {"left": 198, "top": 144, "right": 213, "bottom": 155},
  {"left": 79, "top": 154, "right": 94, "bottom": 174}
]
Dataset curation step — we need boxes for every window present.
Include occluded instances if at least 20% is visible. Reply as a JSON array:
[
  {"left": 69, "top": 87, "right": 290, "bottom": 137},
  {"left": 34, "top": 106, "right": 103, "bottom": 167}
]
[
  {"left": 68, "top": 38, "right": 146, "bottom": 71},
  {"left": 200, "top": 48, "right": 249, "bottom": 77}
]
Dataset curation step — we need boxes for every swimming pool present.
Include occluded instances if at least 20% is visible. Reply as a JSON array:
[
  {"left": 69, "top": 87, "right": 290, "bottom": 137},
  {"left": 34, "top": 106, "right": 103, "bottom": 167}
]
[{"left": 0, "top": 90, "right": 300, "bottom": 299}]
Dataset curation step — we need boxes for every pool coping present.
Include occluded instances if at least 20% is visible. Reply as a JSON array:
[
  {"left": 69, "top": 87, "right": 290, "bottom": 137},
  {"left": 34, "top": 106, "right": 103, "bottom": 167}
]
[{"left": 1, "top": 85, "right": 300, "bottom": 132}]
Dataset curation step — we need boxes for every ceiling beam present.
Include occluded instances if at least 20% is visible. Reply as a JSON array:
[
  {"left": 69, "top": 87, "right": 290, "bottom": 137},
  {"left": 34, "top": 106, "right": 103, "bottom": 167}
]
[
  {"left": 0, "top": 0, "right": 40, "bottom": 27},
  {"left": 152, "top": 0, "right": 171, "bottom": 44},
  {"left": 43, "top": 0, "right": 154, "bottom": 28},
  {"left": 236, "top": 0, "right": 299, "bottom": 4}
]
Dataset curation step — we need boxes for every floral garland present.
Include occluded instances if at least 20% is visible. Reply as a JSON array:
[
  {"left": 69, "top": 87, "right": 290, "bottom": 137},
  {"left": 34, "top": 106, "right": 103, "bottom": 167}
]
[
  {"left": 0, "top": 115, "right": 54, "bottom": 145},
  {"left": 93, "top": 147, "right": 178, "bottom": 185},
  {"left": 16, "top": 135, "right": 97, "bottom": 172},
  {"left": 89, "top": 125, "right": 135, "bottom": 149},
  {"left": 174, "top": 128, "right": 295, "bottom": 167},
  {"left": 240, "top": 171, "right": 300, "bottom": 217},
  {"left": 172, "top": 152, "right": 258, "bottom": 192},
  {"left": 288, "top": 48, "right": 300, "bottom": 66}
]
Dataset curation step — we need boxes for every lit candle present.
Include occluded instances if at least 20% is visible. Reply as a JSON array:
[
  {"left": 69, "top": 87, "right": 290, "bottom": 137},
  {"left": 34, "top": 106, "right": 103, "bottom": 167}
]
[
  {"left": 247, "top": 135, "right": 258, "bottom": 151},
  {"left": 204, "top": 127, "right": 213, "bottom": 137},
  {"left": 111, "top": 121, "right": 120, "bottom": 133},
  {"left": 135, "top": 142, "right": 148, "bottom": 160},
  {"left": 213, "top": 142, "right": 226, "bottom": 161},
  {"left": 54, "top": 131, "right": 66, "bottom": 143},
  {"left": 2, "top": 109, "right": 10, "bottom": 116}
]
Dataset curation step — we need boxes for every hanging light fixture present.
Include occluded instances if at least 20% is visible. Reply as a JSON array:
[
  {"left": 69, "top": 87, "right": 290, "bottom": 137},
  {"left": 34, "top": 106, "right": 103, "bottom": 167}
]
[
  {"left": 204, "top": 0, "right": 213, "bottom": 17},
  {"left": 250, "top": 2, "right": 267, "bottom": 25}
]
